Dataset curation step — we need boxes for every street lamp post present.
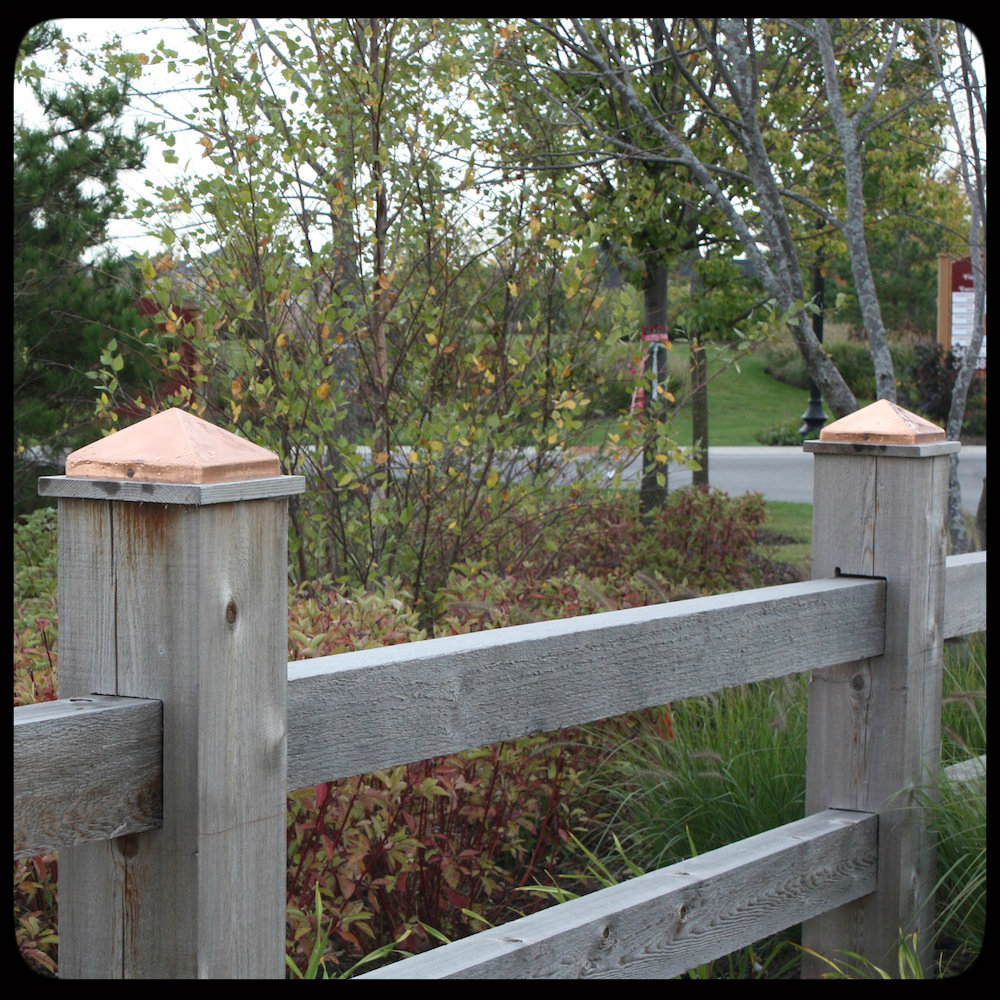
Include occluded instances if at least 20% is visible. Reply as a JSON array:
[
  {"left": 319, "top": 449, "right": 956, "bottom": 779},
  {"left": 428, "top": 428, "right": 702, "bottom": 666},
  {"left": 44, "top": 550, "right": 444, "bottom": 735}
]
[{"left": 799, "top": 243, "right": 827, "bottom": 438}]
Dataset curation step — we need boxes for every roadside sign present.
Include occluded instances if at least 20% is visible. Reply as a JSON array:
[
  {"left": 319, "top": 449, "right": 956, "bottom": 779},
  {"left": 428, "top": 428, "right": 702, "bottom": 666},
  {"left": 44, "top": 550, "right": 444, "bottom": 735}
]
[{"left": 938, "top": 255, "right": 986, "bottom": 373}]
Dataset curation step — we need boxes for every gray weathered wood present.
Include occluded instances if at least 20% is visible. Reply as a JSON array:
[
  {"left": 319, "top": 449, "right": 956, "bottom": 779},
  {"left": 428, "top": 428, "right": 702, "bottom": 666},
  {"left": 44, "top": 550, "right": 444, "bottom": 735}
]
[
  {"left": 14, "top": 696, "right": 162, "bottom": 859},
  {"left": 56, "top": 495, "right": 289, "bottom": 979},
  {"left": 358, "top": 809, "right": 878, "bottom": 979},
  {"left": 943, "top": 551, "right": 987, "bottom": 638},
  {"left": 944, "top": 754, "right": 986, "bottom": 786},
  {"left": 287, "top": 576, "right": 885, "bottom": 790},
  {"left": 803, "top": 445, "right": 952, "bottom": 976},
  {"left": 38, "top": 473, "right": 304, "bottom": 505}
]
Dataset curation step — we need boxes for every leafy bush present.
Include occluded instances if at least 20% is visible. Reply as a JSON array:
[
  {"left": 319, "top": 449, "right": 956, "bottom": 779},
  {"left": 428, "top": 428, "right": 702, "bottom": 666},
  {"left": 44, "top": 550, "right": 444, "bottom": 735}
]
[
  {"left": 897, "top": 340, "right": 987, "bottom": 436},
  {"left": 14, "top": 508, "right": 60, "bottom": 975},
  {"left": 285, "top": 735, "right": 590, "bottom": 977},
  {"left": 463, "top": 485, "right": 767, "bottom": 597},
  {"left": 280, "top": 574, "right": 600, "bottom": 976},
  {"left": 755, "top": 420, "right": 820, "bottom": 446}
]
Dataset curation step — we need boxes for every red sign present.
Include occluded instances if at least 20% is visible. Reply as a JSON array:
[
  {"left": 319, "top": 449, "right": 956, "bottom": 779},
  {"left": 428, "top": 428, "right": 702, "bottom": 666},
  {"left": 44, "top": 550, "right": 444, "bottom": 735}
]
[
  {"left": 641, "top": 324, "right": 670, "bottom": 343},
  {"left": 952, "top": 258, "right": 975, "bottom": 293}
]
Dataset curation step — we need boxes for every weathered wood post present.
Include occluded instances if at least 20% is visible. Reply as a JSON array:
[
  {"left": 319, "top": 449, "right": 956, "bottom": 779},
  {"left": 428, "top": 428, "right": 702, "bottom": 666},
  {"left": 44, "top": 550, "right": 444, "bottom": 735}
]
[
  {"left": 801, "top": 399, "right": 959, "bottom": 977},
  {"left": 39, "top": 409, "right": 304, "bottom": 978}
]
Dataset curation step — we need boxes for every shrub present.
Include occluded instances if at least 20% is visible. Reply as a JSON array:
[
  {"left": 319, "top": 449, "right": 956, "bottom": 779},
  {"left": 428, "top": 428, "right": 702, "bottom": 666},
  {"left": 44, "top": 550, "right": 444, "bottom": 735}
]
[
  {"left": 282, "top": 577, "right": 596, "bottom": 977},
  {"left": 467, "top": 485, "right": 767, "bottom": 597},
  {"left": 14, "top": 508, "right": 60, "bottom": 975},
  {"left": 755, "top": 420, "right": 820, "bottom": 446},
  {"left": 899, "top": 341, "right": 955, "bottom": 422},
  {"left": 825, "top": 341, "right": 878, "bottom": 400},
  {"left": 285, "top": 734, "right": 590, "bottom": 976}
]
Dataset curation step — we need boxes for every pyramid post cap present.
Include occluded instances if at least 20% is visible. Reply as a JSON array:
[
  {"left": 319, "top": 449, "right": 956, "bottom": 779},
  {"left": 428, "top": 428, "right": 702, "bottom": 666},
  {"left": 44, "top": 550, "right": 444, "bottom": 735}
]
[
  {"left": 818, "top": 399, "right": 947, "bottom": 445},
  {"left": 65, "top": 408, "right": 281, "bottom": 484}
]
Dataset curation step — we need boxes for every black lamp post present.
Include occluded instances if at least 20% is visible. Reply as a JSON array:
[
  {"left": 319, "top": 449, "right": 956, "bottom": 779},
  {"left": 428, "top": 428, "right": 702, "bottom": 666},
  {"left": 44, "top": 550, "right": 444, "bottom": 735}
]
[{"left": 799, "top": 241, "right": 827, "bottom": 438}]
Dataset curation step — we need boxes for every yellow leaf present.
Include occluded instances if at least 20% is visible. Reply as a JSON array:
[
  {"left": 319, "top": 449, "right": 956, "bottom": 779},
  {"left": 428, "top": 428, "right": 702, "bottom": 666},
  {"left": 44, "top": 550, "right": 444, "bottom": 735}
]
[
  {"left": 528, "top": 216, "right": 541, "bottom": 236},
  {"left": 316, "top": 382, "right": 331, "bottom": 400},
  {"left": 275, "top": 332, "right": 287, "bottom": 348},
  {"left": 374, "top": 451, "right": 389, "bottom": 465},
  {"left": 426, "top": 332, "right": 438, "bottom": 346},
  {"left": 655, "top": 453, "right": 668, "bottom": 464},
  {"left": 545, "top": 237, "right": 561, "bottom": 250},
  {"left": 486, "top": 470, "right": 499, "bottom": 489},
  {"left": 507, "top": 281, "right": 518, "bottom": 297},
  {"left": 231, "top": 377, "right": 244, "bottom": 398}
]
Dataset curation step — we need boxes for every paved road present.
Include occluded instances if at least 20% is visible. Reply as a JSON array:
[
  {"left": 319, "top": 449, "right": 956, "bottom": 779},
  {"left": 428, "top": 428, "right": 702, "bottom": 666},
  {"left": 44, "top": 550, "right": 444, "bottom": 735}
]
[{"left": 565, "top": 445, "right": 987, "bottom": 513}]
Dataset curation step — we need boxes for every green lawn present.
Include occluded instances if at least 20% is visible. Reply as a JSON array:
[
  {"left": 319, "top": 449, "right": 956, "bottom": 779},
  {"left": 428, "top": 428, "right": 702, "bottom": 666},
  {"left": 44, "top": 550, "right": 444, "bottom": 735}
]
[
  {"left": 759, "top": 500, "right": 813, "bottom": 573},
  {"left": 632, "top": 343, "right": 844, "bottom": 447},
  {"left": 584, "top": 340, "right": 856, "bottom": 448},
  {"left": 668, "top": 342, "right": 827, "bottom": 447}
]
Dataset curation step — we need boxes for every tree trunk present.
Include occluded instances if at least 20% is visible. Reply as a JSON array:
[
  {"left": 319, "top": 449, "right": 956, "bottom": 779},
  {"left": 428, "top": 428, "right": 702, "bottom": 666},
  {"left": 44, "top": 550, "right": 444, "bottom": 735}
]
[
  {"left": 640, "top": 259, "right": 669, "bottom": 519},
  {"left": 690, "top": 340, "right": 709, "bottom": 485}
]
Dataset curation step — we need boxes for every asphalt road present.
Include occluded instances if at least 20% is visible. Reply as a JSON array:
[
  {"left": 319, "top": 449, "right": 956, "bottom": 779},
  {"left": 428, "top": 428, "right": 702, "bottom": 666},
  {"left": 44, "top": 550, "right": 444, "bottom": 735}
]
[{"left": 567, "top": 445, "right": 987, "bottom": 513}]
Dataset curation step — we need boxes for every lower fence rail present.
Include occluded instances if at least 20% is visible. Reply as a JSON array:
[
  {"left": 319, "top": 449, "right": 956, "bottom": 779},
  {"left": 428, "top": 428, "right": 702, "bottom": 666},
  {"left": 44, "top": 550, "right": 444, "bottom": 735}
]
[{"left": 358, "top": 809, "right": 878, "bottom": 980}]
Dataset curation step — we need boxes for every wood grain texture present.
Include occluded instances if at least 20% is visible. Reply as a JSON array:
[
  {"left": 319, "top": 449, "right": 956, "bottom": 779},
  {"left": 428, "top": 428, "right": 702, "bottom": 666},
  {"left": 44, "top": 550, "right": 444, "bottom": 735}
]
[
  {"left": 57, "top": 497, "right": 288, "bottom": 979},
  {"left": 804, "top": 448, "right": 952, "bottom": 976},
  {"left": 943, "top": 551, "right": 987, "bottom": 638},
  {"left": 359, "top": 809, "right": 878, "bottom": 979},
  {"left": 944, "top": 754, "right": 986, "bottom": 786},
  {"left": 39, "top": 473, "right": 304, "bottom": 505},
  {"left": 14, "top": 696, "right": 162, "bottom": 859},
  {"left": 287, "top": 576, "right": 885, "bottom": 790}
]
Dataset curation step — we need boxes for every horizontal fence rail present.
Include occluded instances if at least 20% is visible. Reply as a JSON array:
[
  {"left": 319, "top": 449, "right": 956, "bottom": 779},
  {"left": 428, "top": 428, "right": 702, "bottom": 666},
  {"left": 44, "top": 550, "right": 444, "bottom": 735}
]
[
  {"left": 12, "top": 553, "right": 985, "bottom": 860},
  {"left": 357, "top": 809, "right": 879, "bottom": 979},
  {"left": 13, "top": 696, "right": 162, "bottom": 860},
  {"left": 941, "top": 550, "right": 988, "bottom": 638},
  {"left": 286, "top": 576, "right": 886, "bottom": 788}
]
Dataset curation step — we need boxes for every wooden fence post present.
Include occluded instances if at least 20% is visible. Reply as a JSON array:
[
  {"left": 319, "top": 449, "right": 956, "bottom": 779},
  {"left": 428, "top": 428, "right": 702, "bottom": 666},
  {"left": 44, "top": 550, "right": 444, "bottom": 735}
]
[
  {"left": 40, "top": 409, "right": 304, "bottom": 978},
  {"left": 801, "top": 399, "right": 959, "bottom": 977}
]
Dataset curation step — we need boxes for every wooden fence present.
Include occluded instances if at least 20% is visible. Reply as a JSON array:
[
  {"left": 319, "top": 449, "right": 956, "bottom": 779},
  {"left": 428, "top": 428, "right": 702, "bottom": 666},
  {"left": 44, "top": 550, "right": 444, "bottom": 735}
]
[{"left": 14, "top": 403, "right": 987, "bottom": 978}]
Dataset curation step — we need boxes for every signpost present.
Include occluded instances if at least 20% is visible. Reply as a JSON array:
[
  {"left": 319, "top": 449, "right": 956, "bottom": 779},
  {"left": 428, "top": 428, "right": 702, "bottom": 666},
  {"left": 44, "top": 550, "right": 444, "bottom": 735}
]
[
  {"left": 638, "top": 325, "right": 671, "bottom": 519},
  {"left": 937, "top": 255, "right": 986, "bottom": 373}
]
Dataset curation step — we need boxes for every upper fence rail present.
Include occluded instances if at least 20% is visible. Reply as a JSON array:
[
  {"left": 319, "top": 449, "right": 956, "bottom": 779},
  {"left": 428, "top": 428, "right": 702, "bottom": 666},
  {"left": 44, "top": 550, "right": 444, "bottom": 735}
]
[{"left": 13, "top": 551, "right": 985, "bottom": 861}]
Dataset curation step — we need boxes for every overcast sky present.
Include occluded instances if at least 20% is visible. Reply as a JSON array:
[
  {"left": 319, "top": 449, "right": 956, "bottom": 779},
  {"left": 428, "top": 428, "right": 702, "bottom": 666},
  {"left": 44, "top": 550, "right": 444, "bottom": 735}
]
[{"left": 15, "top": 18, "right": 209, "bottom": 258}]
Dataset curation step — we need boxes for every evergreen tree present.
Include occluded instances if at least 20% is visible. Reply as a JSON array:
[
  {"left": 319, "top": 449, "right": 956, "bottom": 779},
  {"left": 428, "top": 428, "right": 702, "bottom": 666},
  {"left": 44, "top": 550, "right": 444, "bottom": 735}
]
[{"left": 14, "top": 22, "right": 148, "bottom": 514}]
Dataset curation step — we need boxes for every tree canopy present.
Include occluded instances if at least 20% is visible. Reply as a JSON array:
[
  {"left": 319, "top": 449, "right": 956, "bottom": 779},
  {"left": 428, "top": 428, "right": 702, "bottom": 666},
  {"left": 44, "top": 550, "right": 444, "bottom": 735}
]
[
  {"left": 14, "top": 22, "right": 151, "bottom": 513},
  {"left": 27, "top": 17, "right": 984, "bottom": 559}
]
